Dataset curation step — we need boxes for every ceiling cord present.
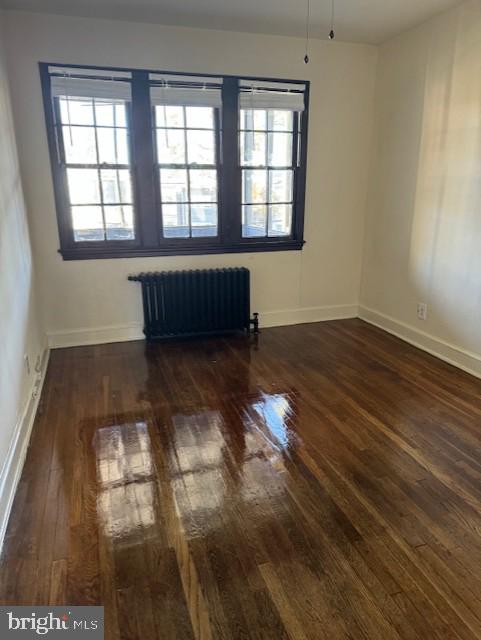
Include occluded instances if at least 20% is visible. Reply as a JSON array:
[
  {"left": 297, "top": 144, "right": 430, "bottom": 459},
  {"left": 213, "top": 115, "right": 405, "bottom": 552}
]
[
  {"left": 304, "top": 0, "right": 310, "bottom": 63},
  {"left": 304, "top": 0, "right": 336, "bottom": 63},
  {"left": 329, "top": 0, "right": 336, "bottom": 40}
]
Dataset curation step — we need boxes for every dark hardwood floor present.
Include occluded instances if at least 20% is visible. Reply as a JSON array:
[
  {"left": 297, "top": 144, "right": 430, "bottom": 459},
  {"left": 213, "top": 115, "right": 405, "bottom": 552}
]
[{"left": 1, "top": 319, "right": 481, "bottom": 639}]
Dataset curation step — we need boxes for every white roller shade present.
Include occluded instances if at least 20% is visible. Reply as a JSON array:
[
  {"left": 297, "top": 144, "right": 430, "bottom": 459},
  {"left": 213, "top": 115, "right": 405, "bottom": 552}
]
[
  {"left": 150, "top": 86, "right": 222, "bottom": 108},
  {"left": 150, "top": 73, "right": 222, "bottom": 108},
  {"left": 51, "top": 76, "right": 131, "bottom": 101},
  {"left": 239, "top": 80, "right": 306, "bottom": 111}
]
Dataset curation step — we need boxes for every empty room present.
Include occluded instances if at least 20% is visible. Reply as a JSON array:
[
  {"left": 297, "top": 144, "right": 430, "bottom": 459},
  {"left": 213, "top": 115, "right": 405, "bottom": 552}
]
[{"left": 1, "top": 0, "right": 481, "bottom": 637}]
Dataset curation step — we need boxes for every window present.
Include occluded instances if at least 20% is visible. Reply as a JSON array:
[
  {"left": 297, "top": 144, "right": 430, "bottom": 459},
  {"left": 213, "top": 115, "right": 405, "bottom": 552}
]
[
  {"left": 240, "top": 110, "right": 295, "bottom": 238},
  {"left": 40, "top": 64, "right": 309, "bottom": 259},
  {"left": 151, "top": 76, "right": 222, "bottom": 239},
  {"left": 239, "top": 80, "right": 304, "bottom": 242},
  {"left": 47, "top": 70, "right": 136, "bottom": 247}
]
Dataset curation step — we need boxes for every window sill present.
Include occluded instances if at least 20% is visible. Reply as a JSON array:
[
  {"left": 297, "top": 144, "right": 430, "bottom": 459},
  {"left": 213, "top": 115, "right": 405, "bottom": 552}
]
[{"left": 59, "top": 240, "right": 305, "bottom": 260}]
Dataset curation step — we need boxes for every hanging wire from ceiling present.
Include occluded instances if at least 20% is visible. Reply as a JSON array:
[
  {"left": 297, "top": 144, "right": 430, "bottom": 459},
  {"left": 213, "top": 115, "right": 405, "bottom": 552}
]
[
  {"left": 304, "top": 0, "right": 310, "bottom": 63},
  {"left": 304, "top": 0, "right": 336, "bottom": 63},
  {"left": 329, "top": 0, "right": 336, "bottom": 40}
]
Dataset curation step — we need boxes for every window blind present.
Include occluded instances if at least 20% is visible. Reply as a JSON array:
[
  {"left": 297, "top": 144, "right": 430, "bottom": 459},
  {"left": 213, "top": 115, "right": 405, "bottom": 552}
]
[
  {"left": 239, "top": 80, "right": 306, "bottom": 111},
  {"left": 51, "top": 77, "right": 131, "bottom": 101},
  {"left": 150, "top": 74, "right": 223, "bottom": 108}
]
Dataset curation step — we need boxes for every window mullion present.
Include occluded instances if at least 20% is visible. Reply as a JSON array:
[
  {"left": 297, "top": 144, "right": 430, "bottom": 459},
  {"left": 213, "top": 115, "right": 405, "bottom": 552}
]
[
  {"left": 294, "top": 85, "right": 309, "bottom": 243},
  {"left": 184, "top": 108, "right": 192, "bottom": 237},
  {"left": 91, "top": 99, "right": 107, "bottom": 241},
  {"left": 46, "top": 91, "right": 74, "bottom": 249},
  {"left": 112, "top": 102, "right": 125, "bottom": 227},
  {"left": 214, "top": 108, "right": 222, "bottom": 239},
  {"left": 131, "top": 70, "right": 159, "bottom": 248},
  {"left": 290, "top": 113, "right": 299, "bottom": 240},
  {"left": 220, "top": 77, "right": 240, "bottom": 244}
]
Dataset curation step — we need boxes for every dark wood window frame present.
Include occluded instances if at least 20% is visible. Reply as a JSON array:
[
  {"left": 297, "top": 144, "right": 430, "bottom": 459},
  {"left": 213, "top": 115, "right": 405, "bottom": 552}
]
[{"left": 39, "top": 62, "right": 310, "bottom": 261}]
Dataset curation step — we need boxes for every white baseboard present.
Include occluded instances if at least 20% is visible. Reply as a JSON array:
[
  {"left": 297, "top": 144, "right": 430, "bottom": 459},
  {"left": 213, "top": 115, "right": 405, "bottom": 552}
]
[
  {"left": 359, "top": 305, "right": 481, "bottom": 380},
  {"left": 261, "top": 304, "right": 359, "bottom": 328},
  {"left": 46, "top": 306, "right": 481, "bottom": 381},
  {"left": 47, "top": 305, "right": 359, "bottom": 348},
  {"left": 0, "top": 348, "right": 50, "bottom": 550},
  {"left": 48, "top": 323, "right": 144, "bottom": 349}
]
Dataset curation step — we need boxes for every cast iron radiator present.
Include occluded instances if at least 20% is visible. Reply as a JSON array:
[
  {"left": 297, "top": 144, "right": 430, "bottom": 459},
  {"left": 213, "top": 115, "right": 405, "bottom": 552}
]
[{"left": 128, "top": 268, "right": 259, "bottom": 340}]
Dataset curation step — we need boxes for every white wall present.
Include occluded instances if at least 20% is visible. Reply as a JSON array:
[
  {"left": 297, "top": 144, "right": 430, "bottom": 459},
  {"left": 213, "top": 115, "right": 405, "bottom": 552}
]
[
  {"left": 0, "top": 11, "right": 45, "bottom": 541},
  {"left": 361, "top": 0, "right": 481, "bottom": 376},
  {"left": 3, "top": 11, "right": 377, "bottom": 347}
]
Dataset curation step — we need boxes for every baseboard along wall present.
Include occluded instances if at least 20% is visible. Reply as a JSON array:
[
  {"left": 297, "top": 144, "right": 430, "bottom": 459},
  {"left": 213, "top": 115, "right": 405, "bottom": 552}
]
[
  {"left": 0, "top": 348, "right": 50, "bottom": 550},
  {"left": 46, "top": 304, "right": 360, "bottom": 348},
  {"left": 359, "top": 305, "right": 481, "bottom": 380}
]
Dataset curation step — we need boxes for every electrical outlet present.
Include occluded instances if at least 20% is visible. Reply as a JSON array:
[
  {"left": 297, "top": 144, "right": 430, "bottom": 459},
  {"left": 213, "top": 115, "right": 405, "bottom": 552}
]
[
  {"left": 417, "top": 303, "right": 427, "bottom": 321},
  {"left": 24, "top": 354, "right": 31, "bottom": 376}
]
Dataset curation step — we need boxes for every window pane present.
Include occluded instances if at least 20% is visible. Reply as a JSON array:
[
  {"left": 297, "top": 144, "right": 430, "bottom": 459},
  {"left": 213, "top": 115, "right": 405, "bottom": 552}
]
[
  {"left": 191, "top": 204, "right": 217, "bottom": 237},
  {"left": 115, "top": 104, "right": 127, "bottom": 127},
  {"left": 67, "top": 168, "right": 100, "bottom": 205},
  {"left": 63, "top": 126, "right": 97, "bottom": 163},
  {"left": 186, "top": 130, "right": 215, "bottom": 164},
  {"left": 156, "top": 129, "right": 185, "bottom": 164},
  {"left": 268, "top": 204, "right": 292, "bottom": 236},
  {"left": 162, "top": 203, "right": 190, "bottom": 237},
  {"left": 97, "top": 128, "right": 129, "bottom": 164},
  {"left": 105, "top": 205, "right": 134, "bottom": 240},
  {"left": 95, "top": 100, "right": 127, "bottom": 127},
  {"left": 243, "top": 205, "right": 267, "bottom": 237},
  {"left": 72, "top": 206, "right": 104, "bottom": 241},
  {"left": 269, "top": 170, "right": 293, "bottom": 203},
  {"left": 186, "top": 107, "right": 214, "bottom": 129},
  {"left": 155, "top": 105, "right": 184, "bottom": 128},
  {"left": 268, "top": 110, "right": 293, "bottom": 131},
  {"left": 243, "top": 170, "right": 267, "bottom": 203},
  {"left": 160, "top": 169, "right": 188, "bottom": 203},
  {"left": 190, "top": 169, "right": 217, "bottom": 202},
  {"left": 100, "top": 169, "right": 132, "bottom": 204},
  {"left": 268, "top": 132, "right": 292, "bottom": 166},
  {"left": 240, "top": 109, "right": 266, "bottom": 130},
  {"left": 60, "top": 97, "right": 94, "bottom": 125},
  {"left": 95, "top": 101, "right": 114, "bottom": 126},
  {"left": 240, "top": 131, "right": 266, "bottom": 166}
]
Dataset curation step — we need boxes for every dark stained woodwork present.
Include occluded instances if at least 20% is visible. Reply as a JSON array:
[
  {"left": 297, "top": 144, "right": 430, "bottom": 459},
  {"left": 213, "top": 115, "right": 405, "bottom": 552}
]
[
  {"left": 1, "top": 318, "right": 481, "bottom": 640},
  {"left": 40, "top": 62, "right": 308, "bottom": 261}
]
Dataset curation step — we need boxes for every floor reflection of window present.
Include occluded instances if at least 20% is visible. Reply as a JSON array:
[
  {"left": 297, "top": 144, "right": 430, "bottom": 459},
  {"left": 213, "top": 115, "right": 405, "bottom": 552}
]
[
  {"left": 169, "top": 411, "right": 226, "bottom": 517},
  {"left": 95, "top": 422, "right": 156, "bottom": 542},
  {"left": 171, "top": 411, "right": 225, "bottom": 475}
]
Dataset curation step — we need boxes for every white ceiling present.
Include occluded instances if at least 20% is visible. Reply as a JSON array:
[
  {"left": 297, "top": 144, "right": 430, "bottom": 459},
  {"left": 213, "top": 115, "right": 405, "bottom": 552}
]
[{"left": 0, "top": 0, "right": 464, "bottom": 44}]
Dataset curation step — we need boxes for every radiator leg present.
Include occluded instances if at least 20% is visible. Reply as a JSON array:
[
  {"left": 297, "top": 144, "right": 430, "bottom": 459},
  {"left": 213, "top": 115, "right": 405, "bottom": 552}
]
[{"left": 250, "top": 312, "right": 260, "bottom": 335}]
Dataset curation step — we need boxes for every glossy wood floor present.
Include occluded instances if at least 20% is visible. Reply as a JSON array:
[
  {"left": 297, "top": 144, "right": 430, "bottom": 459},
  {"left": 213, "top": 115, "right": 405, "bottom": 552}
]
[{"left": 1, "top": 319, "right": 481, "bottom": 639}]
